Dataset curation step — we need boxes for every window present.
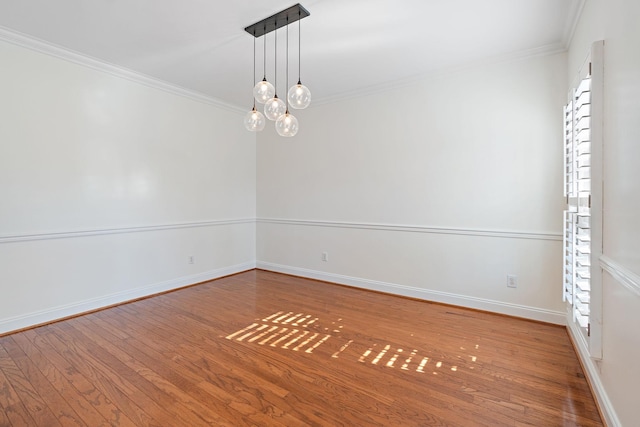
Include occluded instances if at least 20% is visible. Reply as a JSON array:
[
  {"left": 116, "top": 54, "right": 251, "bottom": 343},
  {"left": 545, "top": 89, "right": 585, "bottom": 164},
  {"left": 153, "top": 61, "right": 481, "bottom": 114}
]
[{"left": 563, "top": 41, "right": 603, "bottom": 359}]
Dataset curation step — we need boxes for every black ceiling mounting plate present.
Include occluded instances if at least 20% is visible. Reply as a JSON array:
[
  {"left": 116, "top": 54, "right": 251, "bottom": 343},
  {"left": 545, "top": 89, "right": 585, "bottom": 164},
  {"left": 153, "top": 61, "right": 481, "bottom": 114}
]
[{"left": 244, "top": 3, "right": 310, "bottom": 38}]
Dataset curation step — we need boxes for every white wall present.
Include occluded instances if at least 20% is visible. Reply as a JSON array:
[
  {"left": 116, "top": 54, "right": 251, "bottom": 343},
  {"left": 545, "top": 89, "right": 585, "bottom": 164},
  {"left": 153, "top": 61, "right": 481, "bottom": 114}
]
[
  {"left": 567, "top": 1, "right": 640, "bottom": 426},
  {"left": 2, "top": 7, "right": 634, "bottom": 423},
  {"left": 0, "top": 38, "right": 256, "bottom": 334},
  {"left": 257, "top": 51, "right": 568, "bottom": 323}
]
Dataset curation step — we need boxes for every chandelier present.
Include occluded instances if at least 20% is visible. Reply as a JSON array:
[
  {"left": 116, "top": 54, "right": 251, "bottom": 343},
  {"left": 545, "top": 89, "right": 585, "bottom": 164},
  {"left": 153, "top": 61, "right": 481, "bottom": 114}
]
[{"left": 244, "top": 4, "right": 311, "bottom": 137}]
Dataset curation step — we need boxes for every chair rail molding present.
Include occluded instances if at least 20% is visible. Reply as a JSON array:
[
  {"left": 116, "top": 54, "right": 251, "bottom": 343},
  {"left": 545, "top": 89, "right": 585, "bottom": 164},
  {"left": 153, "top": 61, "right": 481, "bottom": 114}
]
[
  {"left": 257, "top": 217, "right": 562, "bottom": 241},
  {"left": 599, "top": 255, "right": 640, "bottom": 297},
  {"left": 0, "top": 218, "right": 256, "bottom": 244}
]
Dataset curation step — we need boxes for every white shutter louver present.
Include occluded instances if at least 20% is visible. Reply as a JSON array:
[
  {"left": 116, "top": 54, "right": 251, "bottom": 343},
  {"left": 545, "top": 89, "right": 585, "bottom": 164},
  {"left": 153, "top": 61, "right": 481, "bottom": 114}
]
[{"left": 563, "top": 73, "right": 592, "bottom": 335}]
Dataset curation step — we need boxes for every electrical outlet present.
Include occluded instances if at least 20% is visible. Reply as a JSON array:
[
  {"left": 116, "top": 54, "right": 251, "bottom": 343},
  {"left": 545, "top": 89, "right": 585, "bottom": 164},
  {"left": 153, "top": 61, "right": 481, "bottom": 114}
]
[
  {"left": 321, "top": 252, "right": 329, "bottom": 262},
  {"left": 507, "top": 274, "right": 517, "bottom": 288},
  {"left": 188, "top": 255, "right": 195, "bottom": 264}
]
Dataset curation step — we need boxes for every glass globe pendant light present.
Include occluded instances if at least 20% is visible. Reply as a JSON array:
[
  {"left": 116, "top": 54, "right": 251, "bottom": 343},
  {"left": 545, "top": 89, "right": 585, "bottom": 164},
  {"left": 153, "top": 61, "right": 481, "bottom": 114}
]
[
  {"left": 254, "top": 79, "right": 275, "bottom": 105},
  {"left": 245, "top": 104, "right": 266, "bottom": 131},
  {"left": 264, "top": 96, "right": 286, "bottom": 121},
  {"left": 264, "top": 27, "right": 286, "bottom": 121},
  {"left": 245, "top": 34, "right": 266, "bottom": 131},
  {"left": 276, "top": 19, "right": 298, "bottom": 137},
  {"left": 244, "top": 4, "right": 310, "bottom": 136},
  {"left": 287, "top": 13, "right": 311, "bottom": 109},
  {"left": 288, "top": 81, "right": 311, "bottom": 110},
  {"left": 276, "top": 110, "right": 298, "bottom": 137},
  {"left": 253, "top": 25, "right": 274, "bottom": 104}
]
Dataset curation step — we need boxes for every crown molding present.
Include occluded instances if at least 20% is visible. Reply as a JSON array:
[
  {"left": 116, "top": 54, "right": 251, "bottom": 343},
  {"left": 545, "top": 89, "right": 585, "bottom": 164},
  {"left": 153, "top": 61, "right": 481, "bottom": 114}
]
[
  {"left": 0, "top": 25, "right": 244, "bottom": 114},
  {"left": 0, "top": 17, "right": 578, "bottom": 112},
  {"left": 312, "top": 43, "right": 567, "bottom": 107}
]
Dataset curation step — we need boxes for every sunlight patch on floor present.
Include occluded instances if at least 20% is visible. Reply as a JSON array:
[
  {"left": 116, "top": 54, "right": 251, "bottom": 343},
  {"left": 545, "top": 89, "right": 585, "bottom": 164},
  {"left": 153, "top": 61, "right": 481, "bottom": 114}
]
[
  {"left": 225, "top": 310, "right": 478, "bottom": 375},
  {"left": 225, "top": 311, "right": 334, "bottom": 354}
]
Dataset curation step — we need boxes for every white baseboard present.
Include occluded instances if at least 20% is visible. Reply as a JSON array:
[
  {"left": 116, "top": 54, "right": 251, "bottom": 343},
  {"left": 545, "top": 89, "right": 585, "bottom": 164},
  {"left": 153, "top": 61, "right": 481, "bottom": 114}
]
[
  {"left": 0, "top": 261, "right": 256, "bottom": 335},
  {"left": 257, "top": 261, "right": 565, "bottom": 325},
  {"left": 566, "top": 318, "right": 620, "bottom": 427}
]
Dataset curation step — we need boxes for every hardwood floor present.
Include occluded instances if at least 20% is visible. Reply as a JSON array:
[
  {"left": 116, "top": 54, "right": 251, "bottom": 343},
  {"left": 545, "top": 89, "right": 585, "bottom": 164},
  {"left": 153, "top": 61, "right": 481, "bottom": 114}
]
[{"left": 0, "top": 270, "right": 603, "bottom": 426}]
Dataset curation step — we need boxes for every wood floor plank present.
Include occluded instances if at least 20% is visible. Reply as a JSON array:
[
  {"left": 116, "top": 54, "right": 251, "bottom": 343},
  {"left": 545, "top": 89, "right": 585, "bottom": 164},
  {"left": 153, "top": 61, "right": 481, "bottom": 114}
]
[
  {"left": 53, "top": 320, "right": 214, "bottom": 427},
  {"left": 0, "top": 339, "right": 36, "bottom": 427},
  {"left": 2, "top": 336, "right": 86, "bottom": 426},
  {"left": 68, "top": 316, "right": 240, "bottom": 427},
  {"left": 0, "top": 270, "right": 603, "bottom": 426},
  {"left": 40, "top": 324, "right": 163, "bottom": 426},
  {"left": 0, "top": 406, "right": 10, "bottom": 427},
  {"left": 0, "top": 339, "right": 61, "bottom": 426},
  {"left": 109, "top": 304, "right": 319, "bottom": 426},
  {"left": 10, "top": 331, "right": 111, "bottom": 427},
  {"left": 114, "top": 300, "right": 424, "bottom": 426},
  {"left": 23, "top": 328, "right": 138, "bottom": 427}
]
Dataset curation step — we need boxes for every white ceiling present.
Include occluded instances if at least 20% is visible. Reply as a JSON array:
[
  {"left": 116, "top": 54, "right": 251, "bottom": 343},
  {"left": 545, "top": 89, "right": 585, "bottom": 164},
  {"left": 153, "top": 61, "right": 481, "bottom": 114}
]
[{"left": 0, "top": 0, "right": 582, "bottom": 109}]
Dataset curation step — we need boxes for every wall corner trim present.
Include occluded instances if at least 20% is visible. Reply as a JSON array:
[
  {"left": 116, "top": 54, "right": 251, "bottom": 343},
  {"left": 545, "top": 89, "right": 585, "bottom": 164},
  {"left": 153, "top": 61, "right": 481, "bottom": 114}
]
[{"left": 256, "top": 261, "right": 565, "bottom": 325}]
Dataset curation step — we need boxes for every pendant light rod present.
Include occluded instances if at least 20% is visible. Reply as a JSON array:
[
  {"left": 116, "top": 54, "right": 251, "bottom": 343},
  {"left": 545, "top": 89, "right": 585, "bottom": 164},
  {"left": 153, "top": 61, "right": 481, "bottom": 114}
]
[
  {"left": 262, "top": 24, "right": 267, "bottom": 79},
  {"left": 273, "top": 27, "right": 278, "bottom": 94},
  {"left": 244, "top": 3, "right": 310, "bottom": 38},
  {"left": 297, "top": 11, "right": 302, "bottom": 84},
  {"left": 285, "top": 16, "right": 290, "bottom": 111},
  {"left": 252, "top": 30, "right": 256, "bottom": 106}
]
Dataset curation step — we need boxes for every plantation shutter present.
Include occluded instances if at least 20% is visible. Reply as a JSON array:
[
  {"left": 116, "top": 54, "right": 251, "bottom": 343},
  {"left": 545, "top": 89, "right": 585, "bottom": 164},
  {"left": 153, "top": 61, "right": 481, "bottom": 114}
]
[{"left": 563, "top": 41, "right": 603, "bottom": 359}]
